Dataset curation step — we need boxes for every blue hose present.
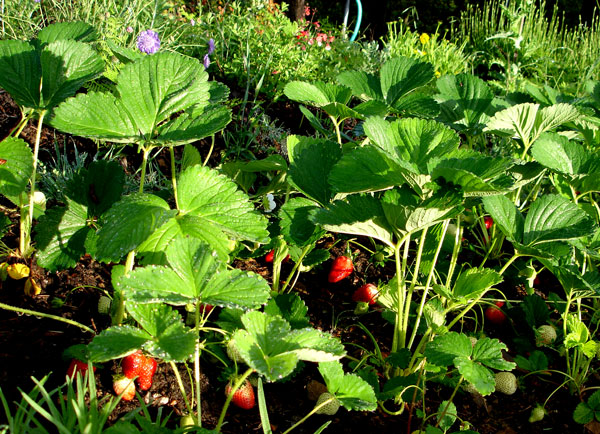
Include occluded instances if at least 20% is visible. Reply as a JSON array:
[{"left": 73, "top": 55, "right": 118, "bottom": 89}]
[
  {"left": 350, "top": 0, "right": 363, "bottom": 42},
  {"left": 343, "top": 0, "right": 363, "bottom": 42}
]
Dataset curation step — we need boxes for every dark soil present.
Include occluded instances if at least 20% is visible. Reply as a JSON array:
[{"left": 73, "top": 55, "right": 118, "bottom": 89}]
[{"left": 0, "top": 90, "right": 594, "bottom": 434}]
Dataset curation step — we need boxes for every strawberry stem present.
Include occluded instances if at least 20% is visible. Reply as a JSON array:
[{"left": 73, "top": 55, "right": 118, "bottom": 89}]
[{"left": 215, "top": 367, "right": 254, "bottom": 432}]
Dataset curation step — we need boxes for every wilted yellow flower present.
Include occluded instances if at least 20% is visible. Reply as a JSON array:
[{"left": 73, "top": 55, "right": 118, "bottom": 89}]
[
  {"left": 24, "top": 277, "right": 41, "bottom": 296},
  {"left": 420, "top": 33, "right": 430, "bottom": 45},
  {"left": 7, "top": 263, "right": 30, "bottom": 280}
]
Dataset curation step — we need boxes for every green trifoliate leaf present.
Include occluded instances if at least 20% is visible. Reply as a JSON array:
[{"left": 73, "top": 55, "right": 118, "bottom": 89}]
[
  {"left": 318, "top": 360, "right": 377, "bottom": 411},
  {"left": 35, "top": 199, "right": 90, "bottom": 271},
  {"left": 279, "top": 197, "right": 326, "bottom": 247},
  {"left": 336, "top": 70, "right": 382, "bottom": 101},
  {"left": 328, "top": 145, "right": 409, "bottom": 194},
  {"left": 0, "top": 137, "right": 33, "bottom": 197},
  {"left": 381, "top": 186, "right": 463, "bottom": 237},
  {"left": 283, "top": 81, "right": 351, "bottom": 107},
  {"left": 36, "top": 21, "right": 97, "bottom": 45},
  {"left": 435, "top": 73, "right": 494, "bottom": 134},
  {"left": 137, "top": 215, "right": 232, "bottom": 264},
  {"left": 531, "top": 133, "right": 589, "bottom": 175},
  {"left": 472, "top": 338, "right": 515, "bottom": 371},
  {"left": 363, "top": 117, "right": 460, "bottom": 175},
  {"left": 96, "top": 193, "right": 176, "bottom": 262},
  {"left": 233, "top": 312, "right": 345, "bottom": 382},
  {"left": 121, "top": 236, "right": 270, "bottom": 309},
  {"left": 484, "top": 103, "right": 580, "bottom": 148},
  {"left": 157, "top": 104, "right": 231, "bottom": 145},
  {"left": 424, "top": 332, "right": 472, "bottom": 367},
  {"left": 523, "top": 194, "right": 596, "bottom": 246},
  {"left": 454, "top": 358, "right": 495, "bottom": 396},
  {"left": 52, "top": 52, "right": 220, "bottom": 143},
  {"left": 0, "top": 35, "right": 103, "bottom": 112},
  {"left": 287, "top": 135, "right": 341, "bottom": 206},
  {"left": 126, "top": 303, "right": 195, "bottom": 362},
  {"left": 51, "top": 92, "right": 139, "bottom": 142},
  {"left": 380, "top": 56, "right": 434, "bottom": 107},
  {"left": 41, "top": 40, "right": 105, "bottom": 110},
  {"left": 178, "top": 165, "right": 269, "bottom": 244},
  {"left": 430, "top": 153, "right": 515, "bottom": 196},
  {"left": 117, "top": 52, "right": 209, "bottom": 137},
  {"left": 311, "top": 194, "right": 395, "bottom": 247},
  {"left": 0, "top": 40, "right": 40, "bottom": 108},
  {"left": 452, "top": 268, "right": 503, "bottom": 301},
  {"left": 482, "top": 195, "right": 524, "bottom": 243},
  {"left": 436, "top": 401, "right": 457, "bottom": 430},
  {"left": 88, "top": 325, "right": 151, "bottom": 362},
  {"left": 264, "top": 293, "right": 310, "bottom": 329}
]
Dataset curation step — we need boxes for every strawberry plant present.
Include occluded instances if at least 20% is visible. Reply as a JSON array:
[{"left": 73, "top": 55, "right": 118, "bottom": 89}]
[{"left": 0, "top": 22, "right": 104, "bottom": 259}]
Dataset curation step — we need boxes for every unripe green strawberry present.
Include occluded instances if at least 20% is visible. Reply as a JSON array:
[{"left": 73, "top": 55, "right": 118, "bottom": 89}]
[
  {"left": 529, "top": 405, "right": 545, "bottom": 423},
  {"left": 315, "top": 392, "right": 340, "bottom": 415},
  {"left": 226, "top": 339, "right": 244, "bottom": 364},
  {"left": 494, "top": 372, "right": 518, "bottom": 395},
  {"left": 98, "top": 296, "right": 111, "bottom": 314},
  {"left": 536, "top": 325, "right": 557, "bottom": 346}
]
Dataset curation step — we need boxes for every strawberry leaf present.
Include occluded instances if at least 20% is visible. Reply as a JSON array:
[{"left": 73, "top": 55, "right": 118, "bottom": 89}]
[
  {"left": 318, "top": 360, "right": 377, "bottom": 411},
  {"left": 127, "top": 303, "right": 195, "bottom": 362},
  {"left": 0, "top": 137, "right": 33, "bottom": 197},
  {"left": 88, "top": 325, "right": 151, "bottom": 362},
  {"left": 232, "top": 311, "right": 345, "bottom": 382},
  {"left": 121, "top": 236, "right": 270, "bottom": 310}
]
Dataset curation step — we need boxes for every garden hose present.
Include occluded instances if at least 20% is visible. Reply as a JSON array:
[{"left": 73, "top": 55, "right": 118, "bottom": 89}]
[{"left": 342, "top": 0, "right": 363, "bottom": 42}]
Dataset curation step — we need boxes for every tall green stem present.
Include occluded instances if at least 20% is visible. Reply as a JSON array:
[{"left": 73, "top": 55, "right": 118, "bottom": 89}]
[
  {"left": 169, "top": 361, "right": 194, "bottom": 418},
  {"left": 195, "top": 303, "right": 202, "bottom": 426},
  {"left": 0, "top": 302, "right": 94, "bottom": 334},
  {"left": 169, "top": 147, "right": 180, "bottom": 210},
  {"left": 402, "top": 228, "right": 428, "bottom": 348},
  {"left": 216, "top": 367, "right": 254, "bottom": 432},
  {"left": 408, "top": 221, "right": 449, "bottom": 348},
  {"left": 20, "top": 111, "right": 46, "bottom": 258},
  {"left": 281, "top": 395, "right": 338, "bottom": 434},
  {"left": 139, "top": 145, "right": 152, "bottom": 193}
]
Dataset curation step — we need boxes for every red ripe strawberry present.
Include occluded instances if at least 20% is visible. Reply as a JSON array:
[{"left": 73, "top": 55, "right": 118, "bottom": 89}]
[
  {"left": 328, "top": 256, "right": 353, "bottom": 283},
  {"left": 137, "top": 356, "right": 157, "bottom": 391},
  {"left": 484, "top": 216, "right": 494, "bottom": 229},
  {"left": 67, "top": 359, "right": 96, "bottom": 378},
  {"left": 352, "top": 283, "right": 379, "bottom": 305},
  {"left": 226, "top": 379, "right": 255, "bottom": 410},
  {"left": 485, "top": 301, "right": 506, "bottom": 325},
  {"left": 122, "top": 350, "right": 145, "bottom": 379},
  {"left": 122, "top": 350, "right": 157, "bottom": 391},
  {"left": 200, "top": 303, "right": 214, "bottom": 314},
  {"left": 113, "top": 375, "right": 136, "bottom": 401},
  {"left": 265, "top": 250, "right": 290, "bottom": 263}
]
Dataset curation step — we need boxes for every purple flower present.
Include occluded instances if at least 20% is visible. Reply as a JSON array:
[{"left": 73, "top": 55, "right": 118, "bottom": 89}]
[
  {"left": 190, "top": 19, "right": 196, "bottom": 26},
  {"left": 203, "top": 54, "right": 211, "bottom": 69},
  {"left": 137, "top": 30, "right": 160, "bottom": 54},
  {"left": 207, "top": 38, "right": 215, "bottom": 55},
  {"left": 34, "top": 0, "right": 41, "bottom": 3}
]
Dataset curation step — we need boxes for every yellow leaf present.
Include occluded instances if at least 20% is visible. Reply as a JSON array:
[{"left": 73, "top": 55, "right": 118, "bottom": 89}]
[
  {"left": 7, "top": 263, "right": 30, "bottom": 280},
  {"left": 24, "top": 277, "right": 41, "bottom": 296}
]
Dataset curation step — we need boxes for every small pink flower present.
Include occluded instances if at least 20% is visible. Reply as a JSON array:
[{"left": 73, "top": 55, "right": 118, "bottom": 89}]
[
  {"left": 329, "top": 35, "right": 335, "bottom": 42},
  {"left": 308, "top": 38, "right": 314, "bottom": 45},
  {"left": 325, "top": 44, "right": 331, "bottom": 51},
  {"left": 272, "top": 70, "right": 279, "bottom": 74},
  {"left": 126, "top": 26, "right": 134, "bottom": 33},
  {"left": 314, "top": 21, "right": 320, "bottom": 28},
  {"left": 304, "top": 5, "right": 310, "bottom": 16}
]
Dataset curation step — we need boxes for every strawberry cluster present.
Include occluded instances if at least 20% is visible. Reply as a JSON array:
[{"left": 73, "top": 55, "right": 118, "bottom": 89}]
[{"left": 113, "top": 350, "right": 158, "bottom": 401}]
